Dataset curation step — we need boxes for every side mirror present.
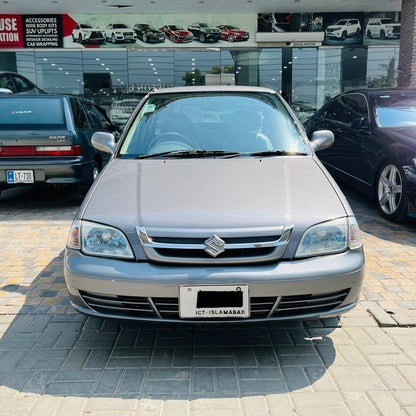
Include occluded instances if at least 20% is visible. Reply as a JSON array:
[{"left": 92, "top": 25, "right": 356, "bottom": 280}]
[
  {"left": 310, "top": 130, "right": 334, "bottom": 152},
  {"left": 92, "top": 131, "right": 116, "bottom": 154}
]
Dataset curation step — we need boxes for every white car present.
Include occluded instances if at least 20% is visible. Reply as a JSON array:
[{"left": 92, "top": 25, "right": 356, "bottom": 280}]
[
  {"left": 325, "top": 19, "right": 361, "bottom": 40},
  {"left": 365, "top": 18, "right": 401, "bottom": 39},
  {"left": 72, "top": 24, "right": 105, "bottom": 44},
  {"left": 105, "top": 23, "right": 137, "bottom": 44}
]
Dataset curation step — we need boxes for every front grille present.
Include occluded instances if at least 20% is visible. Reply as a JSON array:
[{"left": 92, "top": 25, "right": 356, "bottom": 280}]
[
  {"left": 273, "top": 289, "right": 349, "bottom": 318},
  {"left": 124, "top": 32, "right": 133, "bottom": 37},
  {"left": 80, "top": 289, "right": 349, "bottom": 320},
  {"left": 90, "top": 31, "right": 103, "bottom": 39},
  {"left": 137, "top": 225, "right": 293, "bottom": 265}
]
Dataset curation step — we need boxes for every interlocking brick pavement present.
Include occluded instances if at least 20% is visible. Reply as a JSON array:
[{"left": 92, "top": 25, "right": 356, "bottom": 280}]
[{"left": 0, "top": 184, "right": 415, "bottom": 416}]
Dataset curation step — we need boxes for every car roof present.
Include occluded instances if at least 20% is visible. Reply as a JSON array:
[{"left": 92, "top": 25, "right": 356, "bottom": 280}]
[
  {"left": 339, "top": 87, "right": 416, "bottom": 97},
  {"left": 149, "top": 85, "right": 278, "bottom": 95}
]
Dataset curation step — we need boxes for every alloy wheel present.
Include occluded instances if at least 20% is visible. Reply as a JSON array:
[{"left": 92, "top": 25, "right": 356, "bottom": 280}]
[{"left": 377, "top": 164, "right": 403, "bottom": 216}]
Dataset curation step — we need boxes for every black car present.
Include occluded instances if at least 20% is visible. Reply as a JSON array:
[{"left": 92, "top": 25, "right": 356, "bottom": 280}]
[
  {"left": 0, "top": 94, "right": 118, "bottom": 197},
  {"left": 187, "top": 22, "right": 221, "bottom": 42},
  {"left": 0, "top": 71, "right": 45, "bottom": 94},
  {"left": 132, "top": 24, "right": 165, "bottom": 43},
  {"left": 304, "top": 88, "right": 416, "bottom": 222}
]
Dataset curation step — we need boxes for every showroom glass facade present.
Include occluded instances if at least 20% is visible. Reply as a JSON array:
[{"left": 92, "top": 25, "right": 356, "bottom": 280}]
[{"left": 0, "top": 44, "right": 400, "bottom": 124}]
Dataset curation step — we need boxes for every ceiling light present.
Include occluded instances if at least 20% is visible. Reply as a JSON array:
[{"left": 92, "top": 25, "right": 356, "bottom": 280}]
[
  {"left": 58, "top": 67, "right": 63, "bottom": 70},
  {"left": 42, "top": 58, "right": 48, "bottom": 61},
  {"left": 154, "top": 72, "right": 158, "bottom": 75},
  {"left": 65, "top": 72, "right": 69, "bottom": 75},
  {"left": 51, "top": 63, "right": 56, "bottom": 66}
]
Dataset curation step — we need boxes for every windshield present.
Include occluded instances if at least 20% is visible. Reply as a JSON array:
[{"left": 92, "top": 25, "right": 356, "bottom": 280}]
[
  {"left": 373, "top": 93, "right": 416, "bottom": 128},
  {"left": 119, "top": 91, "right": 310, "bottom": 158},
  {"left": 0, "top": 97, "right": 66, "bottom": 130},
  {"left": 335, "top": 20, "right": 348, "bottom": 25},
  {"left": 113, "top": 24, "right": 128, "bottom": 29}
]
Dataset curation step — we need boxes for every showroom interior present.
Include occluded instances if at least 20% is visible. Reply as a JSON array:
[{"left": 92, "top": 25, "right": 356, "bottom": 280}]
[{"left": 0, "top": 0, "right": 409, "bottom": 125}]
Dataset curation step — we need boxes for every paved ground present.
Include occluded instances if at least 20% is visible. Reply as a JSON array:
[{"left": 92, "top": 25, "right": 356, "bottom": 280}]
[{"left": 0, "top": 183, "right": 415, "bottom": 416}]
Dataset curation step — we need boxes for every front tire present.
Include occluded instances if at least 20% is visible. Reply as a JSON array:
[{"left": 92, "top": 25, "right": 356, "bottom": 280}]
[
  {"left": 199, "top": 33, "right": 206, "bottom": 42},
  {"left": 380, "top": 30, "right": 386, "bottom": 40},
  {"left": 376, "top": 162, "right": 408, "bottom": 222},
  {"left": 341, "top": 31, "right": 347, "bottom": 40},
  {"left": 367, "top": 30, "right": 372, "bottom": 38},
  {"left": 112, "top": 33, "right": 117, "bottom": 44},
  {"left": 227, "top": 34, "right": 235, "bottom": 42}
]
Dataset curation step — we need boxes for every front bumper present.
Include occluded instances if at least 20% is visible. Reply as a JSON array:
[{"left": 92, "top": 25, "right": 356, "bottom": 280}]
[{"left": 64, "top": 248, "right": 365, "bottom": 323}]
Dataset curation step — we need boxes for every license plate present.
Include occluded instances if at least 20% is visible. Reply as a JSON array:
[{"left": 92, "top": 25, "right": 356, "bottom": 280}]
[
  {"left": 7, "top": 170, "right": 34, "bottom": 184},
  {"left": 179, "top": 285, "right": 249, "bottom": 318}
]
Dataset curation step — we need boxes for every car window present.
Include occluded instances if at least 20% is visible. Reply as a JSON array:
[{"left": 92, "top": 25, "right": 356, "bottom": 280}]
[
  {"left": 13, "top": 75, "right": 34, "bottom": 92},
  {"left": 373, "top": 93, "right": 416, "bottom": 127},
  {"left": 70, "top": 98, "right": 89, "bottom": 129},
  {"left": 0, "top": 97, "right": 66, "bottom": 129},
  {"left": 322, "top": 97, "right": 345, "bottom": 122},
  {"left": 342, "top": 94, "right": 369, "bottom": 126},
  {"left": 119, "top": 91, "right": 310, "bottom": 157},
  {"left": 83, "top": 101, "right": 113, "bottom": 131},
  {"left": 0, "top": 74, "right": 15, "bottom": 92}
]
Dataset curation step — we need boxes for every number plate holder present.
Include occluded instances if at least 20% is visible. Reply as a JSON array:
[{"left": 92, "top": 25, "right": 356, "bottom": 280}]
[
  {"left": 179, "top": 285, "right": 249, "bottom": 319},
  {"left": 7, "top": 170, "right": 34, "bottom": 184}
]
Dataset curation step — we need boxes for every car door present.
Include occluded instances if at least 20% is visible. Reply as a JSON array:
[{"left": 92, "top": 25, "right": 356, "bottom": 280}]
[
  {"left": 336, "top": 93, "right": 372, "bottom": 185},
  {"left": 312, "top": 93, "right": 370, "bottom": 184},
  {"left": 81, "top": 100, "right": 117, "bottom": 166}
]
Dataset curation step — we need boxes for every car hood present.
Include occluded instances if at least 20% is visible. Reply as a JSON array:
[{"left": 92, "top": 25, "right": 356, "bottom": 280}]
[
  {"left": 82, "top": 157, "right": 347, "bottom": 239},
  {"left": 230, "top": 29, "right": 246, "bottom": 34},
  {"left": 327, "top": 25, "right": 343, "bottom": 29},
  {"left": 173, "top": 30, "right": 191, "bottom": 35}
]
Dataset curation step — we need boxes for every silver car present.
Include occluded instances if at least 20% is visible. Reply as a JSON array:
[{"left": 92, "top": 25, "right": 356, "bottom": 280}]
[{"left": 64, "top": 86, "right": 365, "bottom": 323}]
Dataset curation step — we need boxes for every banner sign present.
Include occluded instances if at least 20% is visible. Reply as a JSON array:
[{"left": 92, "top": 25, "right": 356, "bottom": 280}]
[
  {"left": 257, "top": 12, "right": 401, "bottom": 46},
  {"left": 0, "top": 15, "right": 63, "bottom": 48}
]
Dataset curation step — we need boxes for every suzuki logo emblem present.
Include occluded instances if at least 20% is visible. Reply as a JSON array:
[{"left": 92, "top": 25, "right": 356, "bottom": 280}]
[{"left": 204, "top": 235, "right": 225, "bottom": 257}]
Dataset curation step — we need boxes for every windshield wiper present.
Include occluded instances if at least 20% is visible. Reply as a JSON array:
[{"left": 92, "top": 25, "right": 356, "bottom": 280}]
[
  {"left": 248, "top": 149, "right": 308, "bottom": 157},
  {"left": 136, "top": 150, "right": 242, "bottom": 159}
]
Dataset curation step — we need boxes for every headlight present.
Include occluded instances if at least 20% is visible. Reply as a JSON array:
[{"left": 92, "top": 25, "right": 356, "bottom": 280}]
[
  {"left": 295, "top": 217, "right": 362, "bottom": 258},
  {"left": 67, "top": 220, "right": 134, "bottom": 259}
]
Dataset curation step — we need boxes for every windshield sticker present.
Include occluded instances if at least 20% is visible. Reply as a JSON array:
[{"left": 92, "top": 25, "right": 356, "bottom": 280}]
[{"left": 144, "top": 104, "right": 156, "bottom": 113}]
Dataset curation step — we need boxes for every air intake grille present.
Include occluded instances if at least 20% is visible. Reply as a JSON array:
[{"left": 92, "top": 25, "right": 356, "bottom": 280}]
[{"left": 273, "top": 289, "right": 350, "bottom": 318}]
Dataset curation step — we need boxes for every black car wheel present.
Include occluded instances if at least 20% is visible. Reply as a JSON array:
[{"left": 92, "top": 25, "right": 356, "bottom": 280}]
[
  {"left": 376, "top": 162, "right": 408, "bottom": 222},
  {"left": 341, "top": 31, "right": 347, "bottom": 40},
  {"left": 112, "top": 34, "right": 117, "bottom": 44},
  {"left": 143, "top": 34, "right": 148, "bottom": 43},
  {"left": 380, "top": 30, "right": 386, "bottom": 40},
  {"left": 199, "top": 34, "right": 206, "bottom": 42},
  {"left": 227, "top": 34, "right": 235, "bottom": 42},
  {"left": 367, "top": 30, "right": 372, "bottom": 38}
]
